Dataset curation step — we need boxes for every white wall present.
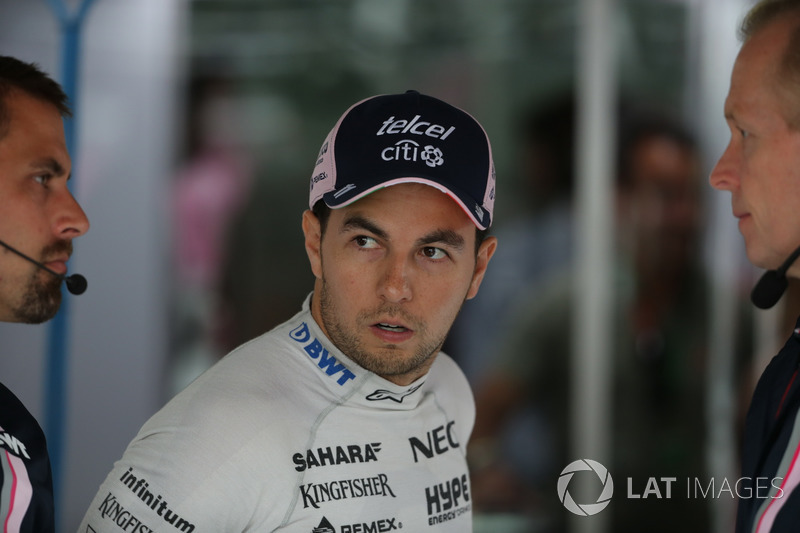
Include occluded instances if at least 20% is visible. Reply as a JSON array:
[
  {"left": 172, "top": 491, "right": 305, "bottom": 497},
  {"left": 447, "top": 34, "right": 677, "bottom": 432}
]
[{"left": 0, "top": 0, "right": 186, "bottom": 529}]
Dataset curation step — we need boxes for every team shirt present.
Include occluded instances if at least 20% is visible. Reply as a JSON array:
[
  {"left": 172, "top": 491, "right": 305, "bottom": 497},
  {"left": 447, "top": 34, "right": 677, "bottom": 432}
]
[
  {"left": 80, "top": 295, "right": 475, "bottom": 532},
  {"left": 0, "top": 382, "right": 55, "bottom": 533},
  {"left": 736, "top": 317, "right": 800, "bottom": 532}
]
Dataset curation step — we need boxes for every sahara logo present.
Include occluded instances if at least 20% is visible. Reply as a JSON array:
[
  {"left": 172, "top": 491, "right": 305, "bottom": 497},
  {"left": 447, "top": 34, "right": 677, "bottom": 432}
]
[{"left": 293, "top": 442, "right": 382, "bottom": 472}]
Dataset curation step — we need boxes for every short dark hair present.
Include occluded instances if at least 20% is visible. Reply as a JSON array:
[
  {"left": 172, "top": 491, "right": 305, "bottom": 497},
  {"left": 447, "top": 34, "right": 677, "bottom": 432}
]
[
  {"left": 311, "top": 201, "right": 490, "bottom": 255},
  {"left": 739, "top": 0, "right": 800, "bottom": 128},
  {"left": 616, "top": 116, "right": 697, "bottom": 190},
  {"left": 0, "top": 56, "right": 71, "bottom": 139},
  {"left": 740, "top": 0, "right": 800, "bottom": 41}
]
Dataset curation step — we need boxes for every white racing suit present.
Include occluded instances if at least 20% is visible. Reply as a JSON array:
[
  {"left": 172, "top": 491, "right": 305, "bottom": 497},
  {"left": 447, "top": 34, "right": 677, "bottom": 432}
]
[{"left": 80, "top": 296, "right": 475, "bottom": 532}]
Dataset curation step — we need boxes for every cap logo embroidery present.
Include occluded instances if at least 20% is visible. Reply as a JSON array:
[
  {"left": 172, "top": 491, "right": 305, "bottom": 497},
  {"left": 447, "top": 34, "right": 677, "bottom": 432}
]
[
  {"left": 381, "top": 139, "right": 444, "bottom": 168},
  {"left": 420, "top": 146, "right": 444, "bottom": 168},
  {"left": 308, "top": 92, "right": 494, "bottom": 229},
  {"left": 333, "top": 183, "right": 357, "bottom": 198},
  {"left": 376, "top": 114, "right": 456, "bottom": 140}
]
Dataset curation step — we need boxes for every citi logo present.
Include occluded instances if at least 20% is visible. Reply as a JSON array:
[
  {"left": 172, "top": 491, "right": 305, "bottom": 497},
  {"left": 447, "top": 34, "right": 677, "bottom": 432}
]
[
  {"left": 381, "top": 140, "right": 444, "bottom": 168},
  {"left": 290, "top": 322, "right": 357, "bottom": 386},
  {"left": 376, "top": 114, "right": 456, "bottom": 140}
]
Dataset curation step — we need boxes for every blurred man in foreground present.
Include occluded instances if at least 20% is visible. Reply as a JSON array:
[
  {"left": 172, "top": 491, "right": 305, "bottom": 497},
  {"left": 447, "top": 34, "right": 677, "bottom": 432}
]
[{"left": 0, "top": 55, "right": 90, "bottom": 532}]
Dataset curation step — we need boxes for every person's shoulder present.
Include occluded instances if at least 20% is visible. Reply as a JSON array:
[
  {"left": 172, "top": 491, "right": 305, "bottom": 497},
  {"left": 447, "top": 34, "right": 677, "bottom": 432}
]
[
  {"left": 427, "top": 352, "right": 474, "bottom": 408},
  {"left": 137, "top": 322, "right": 318, "bottom": 441},
  {"left": 426, "top": 351, "right": 476, "bottom": 441}
]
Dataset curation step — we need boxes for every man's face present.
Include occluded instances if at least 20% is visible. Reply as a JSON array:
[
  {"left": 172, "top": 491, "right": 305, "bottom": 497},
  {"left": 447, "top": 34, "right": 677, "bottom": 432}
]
[
  {"left": 303, "top": 183, "right": 496, "bottom": 386},
  {"left": 0, "top": 90, "right": 89, "bottom": 323},
  {"left": 710, "top": 17, "right": 800, "bottom": 274},
  {"left": 623, "top": 135, "right": 701, "bottom": 275}
]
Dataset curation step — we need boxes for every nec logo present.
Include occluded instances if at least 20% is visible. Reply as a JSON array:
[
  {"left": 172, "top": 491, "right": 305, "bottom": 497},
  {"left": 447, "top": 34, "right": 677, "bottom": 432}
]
[
  {"left": 409, "top": 421, "right": 460, "bottom": 462},
  {"left": 290, "top": 322, "right": 356, "bottom": 386}
]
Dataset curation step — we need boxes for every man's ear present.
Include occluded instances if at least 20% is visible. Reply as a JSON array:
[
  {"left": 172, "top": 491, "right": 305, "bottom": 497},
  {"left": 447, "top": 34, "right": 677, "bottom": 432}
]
[
  {"left": 466, "top": 235, "right": 497, "bottom": 300},
  {"left": 302, "top": 209, "right": 323, "bottom": 279}
]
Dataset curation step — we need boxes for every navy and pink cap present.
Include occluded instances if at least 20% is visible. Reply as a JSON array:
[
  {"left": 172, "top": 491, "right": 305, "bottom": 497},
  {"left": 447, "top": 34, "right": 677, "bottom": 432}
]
[{"left": 308, "top": 90, "right": 496, "bottom": 229}]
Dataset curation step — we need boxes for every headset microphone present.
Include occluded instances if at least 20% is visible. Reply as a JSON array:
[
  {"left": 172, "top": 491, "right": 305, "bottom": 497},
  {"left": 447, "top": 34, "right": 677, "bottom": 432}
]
[
  {"left": 0, "top": 239, "right": 87, "bottom": 295},
  {"left": 750, "top": 245, "right": 800, "bottom": 309}
]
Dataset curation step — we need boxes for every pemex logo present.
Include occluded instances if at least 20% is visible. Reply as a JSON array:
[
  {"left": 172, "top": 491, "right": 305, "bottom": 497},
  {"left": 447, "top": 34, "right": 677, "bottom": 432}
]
[{"left": 557, "top": 459, "right": 614, "bottom": 516}]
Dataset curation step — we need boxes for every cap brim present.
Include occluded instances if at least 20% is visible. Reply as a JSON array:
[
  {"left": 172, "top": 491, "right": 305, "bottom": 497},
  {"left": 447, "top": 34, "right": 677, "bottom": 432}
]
[{"left": 322, "top": 176, "right": 490, "bottom": 230}]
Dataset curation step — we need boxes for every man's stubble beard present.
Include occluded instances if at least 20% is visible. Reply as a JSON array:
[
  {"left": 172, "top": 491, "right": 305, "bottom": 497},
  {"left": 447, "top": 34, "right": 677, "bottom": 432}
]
[
  {"left": 9, "top": 241, "right": 71, "bottom": 324},
  {"left": 13, "top": 269, "right": 62, "bottom": 324},
  {"left": 318, "top": 277, "right": 449, "bottom": 379}
]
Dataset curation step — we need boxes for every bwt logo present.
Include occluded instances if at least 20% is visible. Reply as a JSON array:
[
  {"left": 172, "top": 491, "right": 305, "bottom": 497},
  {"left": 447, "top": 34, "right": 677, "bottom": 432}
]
[
  {"left": 557, "top": 459, "right": 614, "bottom": 516},
  {"left": 290, "top": 322, "right": 356, "bottom": 385}
]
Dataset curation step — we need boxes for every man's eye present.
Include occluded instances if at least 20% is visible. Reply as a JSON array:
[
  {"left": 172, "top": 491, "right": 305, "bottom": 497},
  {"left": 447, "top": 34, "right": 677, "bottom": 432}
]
[
  {"left": 422, "top": 247, "right": 447, "bottom": 260},
  {"left": 355, "top": 236, "right": 379, "bottom": 249},
  {"left": 34, "top": 174, "right": 52, "bottom": 186}
]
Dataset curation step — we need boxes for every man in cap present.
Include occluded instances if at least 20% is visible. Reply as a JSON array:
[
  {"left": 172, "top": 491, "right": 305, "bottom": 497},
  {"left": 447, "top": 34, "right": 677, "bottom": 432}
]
[{"left": 80, "top": 90, "right": 496, "bottom": 532}]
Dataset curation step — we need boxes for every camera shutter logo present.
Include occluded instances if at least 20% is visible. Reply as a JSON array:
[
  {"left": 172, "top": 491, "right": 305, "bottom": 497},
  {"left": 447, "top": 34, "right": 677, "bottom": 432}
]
[{"left": 557, "top": 459, "right": 614, "bottom": 516}]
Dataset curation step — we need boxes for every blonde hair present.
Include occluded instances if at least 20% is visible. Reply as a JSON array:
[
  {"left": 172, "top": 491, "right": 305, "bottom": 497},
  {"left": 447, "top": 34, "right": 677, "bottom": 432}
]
[{"left": 740, "top": 0, "right": 800, "bottom": 128}]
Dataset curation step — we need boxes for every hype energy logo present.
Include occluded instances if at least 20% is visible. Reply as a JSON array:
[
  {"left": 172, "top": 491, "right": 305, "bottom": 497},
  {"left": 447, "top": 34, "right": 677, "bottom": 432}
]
[{"left": 558, "top": 459, "right": 614, "bottom": 516}]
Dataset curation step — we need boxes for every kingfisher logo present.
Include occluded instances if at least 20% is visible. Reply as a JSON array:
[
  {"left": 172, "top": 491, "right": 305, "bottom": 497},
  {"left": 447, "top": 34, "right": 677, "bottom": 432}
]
[
  {"left": 299, "top": 473, "right": 396, "bottom": 509},
  {"left": 290, "top": 322, "right": 356, "bottom": 386}
]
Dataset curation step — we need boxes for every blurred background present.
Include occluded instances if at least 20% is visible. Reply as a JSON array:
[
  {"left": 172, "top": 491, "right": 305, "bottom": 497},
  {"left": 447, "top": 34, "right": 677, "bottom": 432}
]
[{"left": 0, "top": 0, "right": 789, "bottom": 531}]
